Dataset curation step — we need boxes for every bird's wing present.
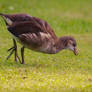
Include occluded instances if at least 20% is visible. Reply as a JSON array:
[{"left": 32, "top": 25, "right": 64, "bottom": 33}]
[
  {"left": 0, "top": 13, "right": 57, "bottom": 40},
  {"left": 8, "top": 21, "right": 52, "bottom": 47},
  {"left": 32, "top": 17, "right": 57, "bottom": 40},
  {"left": 0, "top": 13, "right": 32, "bottom": 22},
  {"left": 8, "top": 21, "right": 43, "bottom": 36}
]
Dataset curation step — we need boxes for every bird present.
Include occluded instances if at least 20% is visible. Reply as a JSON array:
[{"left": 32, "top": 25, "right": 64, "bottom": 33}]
[{"left": 0, "top": 13, "right": 78, "bottom": 64}]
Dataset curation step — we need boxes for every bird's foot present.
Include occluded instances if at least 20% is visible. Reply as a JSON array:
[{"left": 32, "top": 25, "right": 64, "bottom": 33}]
[{"left": 6, "top": 46, "right": 21, "bottom": 63}]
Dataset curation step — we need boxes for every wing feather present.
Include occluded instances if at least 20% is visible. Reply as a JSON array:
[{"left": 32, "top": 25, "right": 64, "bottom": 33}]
[
  {"left": 8, "top": 21, "right": 42, "bottom": 37},
  {"left": 8, "top": 21, "right": 53, "bottom": 48}
]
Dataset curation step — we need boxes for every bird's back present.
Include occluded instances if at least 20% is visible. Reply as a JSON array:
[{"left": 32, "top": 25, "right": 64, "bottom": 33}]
[
  {"left": 0, "top": 13, "right": 57, "bottom": 39},
  {"left": 0, "top": 13, "right": 58, "bottom": 53}
]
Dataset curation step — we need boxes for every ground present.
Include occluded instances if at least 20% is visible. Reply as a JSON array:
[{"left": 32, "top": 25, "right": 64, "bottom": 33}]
[{"left": 0, "top": 0, "right": 92, "bottom": 92}]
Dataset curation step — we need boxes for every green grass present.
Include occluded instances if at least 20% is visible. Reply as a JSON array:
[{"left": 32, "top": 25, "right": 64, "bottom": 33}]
[{"left": 0, "top": 0, "right": 92, "bottom": 92}]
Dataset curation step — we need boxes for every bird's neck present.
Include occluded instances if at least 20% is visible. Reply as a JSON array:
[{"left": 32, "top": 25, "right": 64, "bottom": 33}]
[
  {"left": 54, "top": 37, "right": 65, "bottom": 53},
  {"left": 47, "top": 37, "right": 65, "bottom": 54}
]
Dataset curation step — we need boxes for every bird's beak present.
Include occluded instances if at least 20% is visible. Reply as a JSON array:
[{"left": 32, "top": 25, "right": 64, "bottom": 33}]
[{"left": 73, "top": 47, "right": 78, "bottom": 55}]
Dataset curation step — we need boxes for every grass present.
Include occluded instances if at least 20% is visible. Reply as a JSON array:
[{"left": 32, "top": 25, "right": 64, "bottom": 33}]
[{"left": 0, "top": 0, "right": 92, "bottom": 92}]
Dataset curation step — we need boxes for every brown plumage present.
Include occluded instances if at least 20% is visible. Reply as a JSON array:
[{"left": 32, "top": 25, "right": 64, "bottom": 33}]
[{"left": 0, "top": 13, "right": 78, "bottom": 64}]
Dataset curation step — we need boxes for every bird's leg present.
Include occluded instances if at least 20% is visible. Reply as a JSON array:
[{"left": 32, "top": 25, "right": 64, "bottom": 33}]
[
  {"left": 6, "top": 39, "right": 21, "bottom": 63},
  {"left": 21, "top": 46, "right": 25, "bottom": 64},
  {"left": 13, "top": 39, "right": 21, "bottom": 63}
]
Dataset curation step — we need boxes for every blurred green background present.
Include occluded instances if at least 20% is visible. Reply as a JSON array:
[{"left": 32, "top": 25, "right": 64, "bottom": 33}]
[{"left": 0, "top": 0, "right": 92, "bottom": 92}]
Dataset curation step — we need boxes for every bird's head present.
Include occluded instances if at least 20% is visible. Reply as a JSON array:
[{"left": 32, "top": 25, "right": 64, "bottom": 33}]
[{"left": 59, "top": 36, "right": 78, "bottom": 55}]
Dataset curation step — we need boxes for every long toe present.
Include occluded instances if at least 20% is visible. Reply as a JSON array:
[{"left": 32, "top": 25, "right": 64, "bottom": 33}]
[{"left": 6, "top": 47, "right": 15, "bottom": 61}]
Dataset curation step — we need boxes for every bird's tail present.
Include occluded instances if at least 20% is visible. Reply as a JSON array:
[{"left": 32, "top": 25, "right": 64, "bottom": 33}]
[
  {"left": 0, "top": 13, "right": 5, "bottom": 17},
  {"left": 0, "top": 13, "right": 13, "bottom": 26},
  {"left": 0, "top": 13, "right": 2, "bottom": 15},
  {"left": 0, "top": 13, "right": 3, "bottom": 15}
]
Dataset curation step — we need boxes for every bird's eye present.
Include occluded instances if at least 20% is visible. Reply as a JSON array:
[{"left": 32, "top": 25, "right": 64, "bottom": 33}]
[{"left": 73, "top": 43, "right": 76, "bottom": 47}]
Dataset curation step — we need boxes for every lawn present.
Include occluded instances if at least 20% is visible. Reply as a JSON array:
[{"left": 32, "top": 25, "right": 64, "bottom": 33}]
[{"left": 0, "top": 0, "right": 92, "bottom": 92}]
